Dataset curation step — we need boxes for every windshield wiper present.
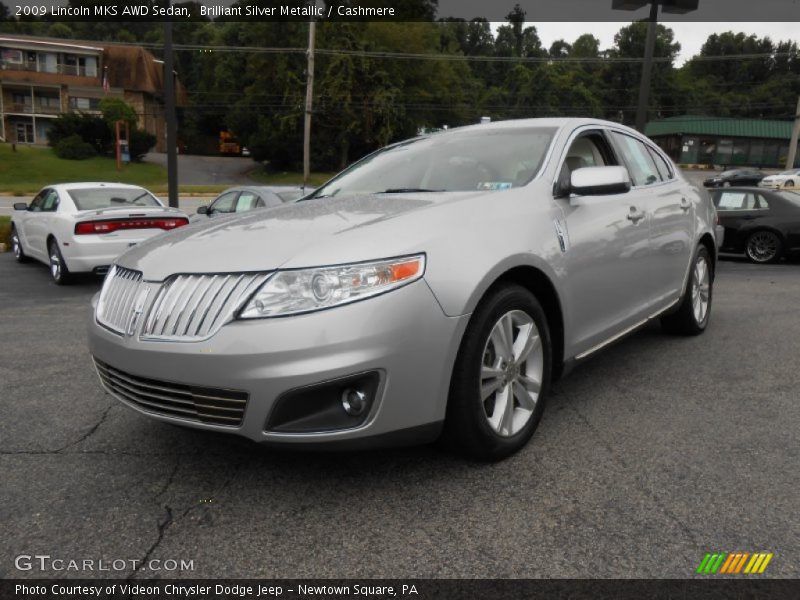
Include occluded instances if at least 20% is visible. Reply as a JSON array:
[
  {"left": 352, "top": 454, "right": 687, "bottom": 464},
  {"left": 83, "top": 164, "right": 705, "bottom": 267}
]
[{"left": 380, "top": 188, "right": 444, "bottom": 194}]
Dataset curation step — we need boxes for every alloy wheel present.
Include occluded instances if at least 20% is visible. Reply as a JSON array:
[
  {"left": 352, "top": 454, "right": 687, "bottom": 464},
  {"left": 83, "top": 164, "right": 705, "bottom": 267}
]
[
  {"left": 692, "top": 255, "right": 710, "bottom": 324},
  {"left": 49, "top": 245, "right": 61, "bottom": 281},
  {"left": 12, "top": 231, "right": 21, "bottom": 260},
  {"left": 746, "top": 232, "right": 779, "bottom": 263},
  {"left": 479, "top": 310, "right": 544, "bottom": 437}
]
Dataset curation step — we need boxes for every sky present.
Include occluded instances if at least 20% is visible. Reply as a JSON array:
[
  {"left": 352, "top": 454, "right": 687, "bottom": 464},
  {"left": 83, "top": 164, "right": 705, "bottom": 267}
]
[{"left": 528, "top": 22, "right": 800, "bottom": 65}]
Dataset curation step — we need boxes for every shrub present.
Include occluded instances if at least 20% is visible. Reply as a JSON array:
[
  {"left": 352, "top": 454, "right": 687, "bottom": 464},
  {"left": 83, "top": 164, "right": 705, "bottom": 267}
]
[
  {"left": 48, "top": 113, "right": 111, "bottom": 155},
  {"left": 53, "top": 134, "right": 96, "bottom": 160},
  {"left": 129, "top": 129, "right": 157, "bottom": 162}
]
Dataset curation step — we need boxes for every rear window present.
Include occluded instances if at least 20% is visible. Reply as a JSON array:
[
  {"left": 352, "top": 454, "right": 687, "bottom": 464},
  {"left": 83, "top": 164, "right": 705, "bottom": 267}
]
[{"left": 68, "top": 188, "right": 161, "bottom": 210}]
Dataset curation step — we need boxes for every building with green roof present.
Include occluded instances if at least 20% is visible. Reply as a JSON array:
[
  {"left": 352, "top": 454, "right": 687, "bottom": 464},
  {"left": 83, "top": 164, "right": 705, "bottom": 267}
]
[{"left": 645, "top": 116, "right": 798, "bottom": 168}]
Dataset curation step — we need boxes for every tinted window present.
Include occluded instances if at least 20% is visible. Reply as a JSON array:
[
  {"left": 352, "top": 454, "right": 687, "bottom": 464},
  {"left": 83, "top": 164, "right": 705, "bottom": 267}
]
[
  {"left": 611, "top": 132, "right": 661, "bottom": 186},
  {"left": 210, "top": 192, "right": 238, "bottom": 214},
  {"left": 310, "top": 127, "right": 557, "bottom": 198},
  {"left": 68, "top": 188, "right": 161, "bottom": 210},
  {"left": 717, "top": 191, "right": 757, "bottom": 211},
  {"left": 41, "top": 189, "right": 59, "bottom": 212},
  {"left": 29, "top": 191, "right": 45, "bottom": 212}
]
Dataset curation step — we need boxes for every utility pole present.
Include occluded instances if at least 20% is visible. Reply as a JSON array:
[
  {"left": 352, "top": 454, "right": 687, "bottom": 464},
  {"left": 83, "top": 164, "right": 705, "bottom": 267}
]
[
  {"left": 303, "top": 15, "right": 316, "bottom": 190},
  {"left": 163, "top": 10, "right": 179, "bottom": 208},
  {"left": 786, "top": 96, "right": 800, "bottom": 169},
  {"left": 635, "top": 1, "right": 659, "bottom": 133},
  {"left": 612, "top": 1, "right": 699, "bottom": 132}
]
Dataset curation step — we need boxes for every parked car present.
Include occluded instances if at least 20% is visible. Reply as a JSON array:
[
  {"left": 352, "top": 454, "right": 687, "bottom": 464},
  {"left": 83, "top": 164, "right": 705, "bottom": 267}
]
[
  {"left": 711, "top": 187, "right": 800, "bottom": 263},
  {"left": 88, "top": 118, "right": 717, "bottom": 460},
  {"left": 758, "top": 169, "right": 800, "bottom": 189},
  {"left": 703, "top": 169, "right": 765, "bottom": 188},
  {"left": 11, "top": 183, "right": 189, "bottom": 284},
  {"left": 191, "top": 185, "right": 306, "bottom": 222}
]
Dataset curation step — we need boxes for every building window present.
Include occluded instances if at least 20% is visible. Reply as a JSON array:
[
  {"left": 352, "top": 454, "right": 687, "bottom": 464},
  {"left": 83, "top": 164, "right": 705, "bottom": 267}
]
[
  {"left": 1, "top": 48, "right": 23, "bottom": 63},
  {"left": 69, "top": 97, "right": 101, "bottom": 111}
]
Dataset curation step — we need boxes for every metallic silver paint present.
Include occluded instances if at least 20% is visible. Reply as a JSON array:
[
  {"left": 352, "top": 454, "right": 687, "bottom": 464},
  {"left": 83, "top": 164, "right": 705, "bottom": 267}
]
[{"left": 88, "top": 118, "right": 716, "bottom": 446}]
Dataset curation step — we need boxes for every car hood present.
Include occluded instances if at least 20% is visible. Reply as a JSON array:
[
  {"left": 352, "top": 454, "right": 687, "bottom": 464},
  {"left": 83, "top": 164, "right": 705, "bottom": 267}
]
[{"left": 116, "top": 192, "right": 486, "bottom": 280}]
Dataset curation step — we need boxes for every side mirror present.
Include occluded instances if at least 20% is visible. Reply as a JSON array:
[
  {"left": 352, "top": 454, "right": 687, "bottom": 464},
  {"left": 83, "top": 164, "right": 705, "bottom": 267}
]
[
  {"left": 13, "top": 202, "right": 28, "bottom": 211},
  {"left": 570, "top": 166, "right": 631, "bottom": 196},
  {"left": 196, "top": 205, "right": 208, "bottom": 215}
]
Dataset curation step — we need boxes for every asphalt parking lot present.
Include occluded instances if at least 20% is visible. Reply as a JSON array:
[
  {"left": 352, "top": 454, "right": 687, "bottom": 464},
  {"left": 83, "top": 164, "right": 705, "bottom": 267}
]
[{"left": 1, "top": 252, "right": 798, "bottom": 579}]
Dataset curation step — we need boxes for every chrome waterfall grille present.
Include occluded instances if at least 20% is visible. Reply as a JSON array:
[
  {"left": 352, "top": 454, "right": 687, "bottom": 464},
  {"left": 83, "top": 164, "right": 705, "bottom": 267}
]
[
  {"left": 140, "top": 272, "right": 271, "bottom": 341},
  {"left": 96, "top": 266, "right": 271, "bottom": 341},
  {"left": 96, "top": 265, "right": 144, "bottom": 335},
  {"left": 94, "top": 359, "right": 248, "bottom": 426}
]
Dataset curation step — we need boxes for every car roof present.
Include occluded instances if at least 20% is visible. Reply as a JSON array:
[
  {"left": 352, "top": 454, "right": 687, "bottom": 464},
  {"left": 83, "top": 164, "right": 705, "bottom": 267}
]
[
  {"left": 438, "top": 117, "right": 638, "bottom": 136},
  {"left": 220, "top": 185, "right": 303, "bottom": 194},
  {"left": 49, "top": 182, "right": 151, "bottom": 192}
]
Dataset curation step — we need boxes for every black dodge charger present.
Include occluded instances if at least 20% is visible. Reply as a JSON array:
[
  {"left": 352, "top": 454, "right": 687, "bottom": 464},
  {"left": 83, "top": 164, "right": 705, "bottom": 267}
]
[{"left": 711, "top": 187, "right": 800, "bottom": 263}]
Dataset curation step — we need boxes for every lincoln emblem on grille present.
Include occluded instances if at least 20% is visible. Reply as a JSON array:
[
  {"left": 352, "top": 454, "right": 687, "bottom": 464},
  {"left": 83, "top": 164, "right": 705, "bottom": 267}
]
[{"left": 127, "top": 286, "right": 151, "bottom": 337}]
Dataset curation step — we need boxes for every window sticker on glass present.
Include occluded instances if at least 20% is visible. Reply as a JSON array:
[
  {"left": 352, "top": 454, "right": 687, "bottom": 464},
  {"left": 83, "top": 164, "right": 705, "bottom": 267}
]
[
  {"left": 478, "top": 182, "right": 513, "bottom": 190},
  {"left": 717, "top": 192, "right": 746, "bottom": 210}
]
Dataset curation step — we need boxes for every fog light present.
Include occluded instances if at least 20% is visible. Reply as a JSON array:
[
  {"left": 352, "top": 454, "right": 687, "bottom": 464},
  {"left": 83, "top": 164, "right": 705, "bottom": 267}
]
[{"left": 342, "top": 388, "right": 368, "bottom": 416}]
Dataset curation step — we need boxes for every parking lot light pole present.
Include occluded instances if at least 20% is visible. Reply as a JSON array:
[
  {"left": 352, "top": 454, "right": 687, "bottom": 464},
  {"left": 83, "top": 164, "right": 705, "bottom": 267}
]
[
  {"left": 786, "top": 95, "right": 800, "bottom": 169},
  {"left": 164, "top": 11, "right": 179, "bottom": 208}
]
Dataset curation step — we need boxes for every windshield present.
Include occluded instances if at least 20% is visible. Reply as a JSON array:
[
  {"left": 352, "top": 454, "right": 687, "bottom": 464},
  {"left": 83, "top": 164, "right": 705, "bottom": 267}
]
[
  {"left": 780, "top": 170, "right": 800, "bottom": 176},
  {"left": 68, "top": 188, "right": 162, "bottom": 210},
  {"left": 720, "top": 170, "right": 737, "bottom": 177},
  {"left": 310, "top": 126, "right": 557, "bottom": 198}
]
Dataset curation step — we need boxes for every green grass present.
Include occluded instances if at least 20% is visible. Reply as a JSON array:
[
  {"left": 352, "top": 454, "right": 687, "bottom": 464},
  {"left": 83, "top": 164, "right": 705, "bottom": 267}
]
[
  {"left": 0, "top": 144, "right": 167, "bottom": 194},
  {"left": 248, "top": 167, "right": 335, "bottom": 187}
]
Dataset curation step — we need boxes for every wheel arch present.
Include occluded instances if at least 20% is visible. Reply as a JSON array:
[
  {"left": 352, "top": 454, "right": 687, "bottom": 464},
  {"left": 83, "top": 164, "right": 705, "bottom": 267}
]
[
  {"left": 482, "top": 265, "right": 566, "bottom": 380},
  {"left": 698, "top": 232, "right": 717, "bottom": 278}
]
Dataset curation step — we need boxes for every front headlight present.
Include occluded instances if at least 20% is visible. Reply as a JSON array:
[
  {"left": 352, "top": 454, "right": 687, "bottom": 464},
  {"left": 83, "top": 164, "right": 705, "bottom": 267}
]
[{"left": 239, "top": 254, "right": 426, "bottom": 318}]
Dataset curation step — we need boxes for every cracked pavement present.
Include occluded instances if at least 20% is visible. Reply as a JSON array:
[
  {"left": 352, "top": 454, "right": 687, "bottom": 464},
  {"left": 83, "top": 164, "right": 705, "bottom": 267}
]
[{"left": 1, "top": 252, "right": 798, "bottom": 579}]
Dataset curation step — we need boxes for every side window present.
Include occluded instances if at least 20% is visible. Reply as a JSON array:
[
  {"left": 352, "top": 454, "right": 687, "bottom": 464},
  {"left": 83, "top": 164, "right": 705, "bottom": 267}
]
[
  {"left": 558, "top": 132, "right": 617, "bottom": 194},
  {"left": 611, "top": 132, "right": 661, "bottom": 187},
  {"left": 646, "top": 146, "right": 673, "bottom": 180},
  {"left": 717, "top": 191, "right": 756, "bottom": 211},
  {"left": 756, "top": 194, "right": 770, "bottom": 210},
  {"left": 41, "top": 189, "right": 59, "bottom": 212},
  {"left": 29, "top": 191, "right": 45, "bottom": 212},
  {"left": 210, "top": 191, "right": 238, "bottom": 214},
  {"left": 235, "top": 192, "right": 260, "bottom": 212}
]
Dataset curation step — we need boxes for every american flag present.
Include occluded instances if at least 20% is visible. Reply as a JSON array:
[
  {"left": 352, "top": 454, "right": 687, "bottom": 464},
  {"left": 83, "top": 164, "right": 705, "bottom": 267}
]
[{"left": 102, "top": 66, "right": 110, "bottom": 93}]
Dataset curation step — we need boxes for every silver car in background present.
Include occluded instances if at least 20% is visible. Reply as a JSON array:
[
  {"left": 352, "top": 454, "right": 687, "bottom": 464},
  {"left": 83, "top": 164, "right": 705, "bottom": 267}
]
[
  {"left": 191, "top": 185, "right": 307, "bottom": 222},
  {"left": 88, "top": 118, "right": 717, "bottom": 460}
]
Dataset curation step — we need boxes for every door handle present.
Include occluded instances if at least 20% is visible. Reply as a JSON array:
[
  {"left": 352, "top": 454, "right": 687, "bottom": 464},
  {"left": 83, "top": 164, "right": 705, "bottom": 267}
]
[
  {"left": 627, "top": 206, "right": 645, "bottom": 223},
  {"left": 680, "top": 197, "right": 691, "bottom": 211}
]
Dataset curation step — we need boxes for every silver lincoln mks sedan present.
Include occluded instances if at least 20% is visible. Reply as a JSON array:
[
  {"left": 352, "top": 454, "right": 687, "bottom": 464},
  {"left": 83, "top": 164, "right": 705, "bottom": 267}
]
[{"left": 88, "top": 118, "right": 716, "bottom": 460}]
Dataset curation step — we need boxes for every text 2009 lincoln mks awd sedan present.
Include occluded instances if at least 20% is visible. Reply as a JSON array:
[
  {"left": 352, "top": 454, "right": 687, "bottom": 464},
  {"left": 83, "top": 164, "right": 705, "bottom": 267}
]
[{"left": 88, "top": 118, "right": 717, "bottom": 460}]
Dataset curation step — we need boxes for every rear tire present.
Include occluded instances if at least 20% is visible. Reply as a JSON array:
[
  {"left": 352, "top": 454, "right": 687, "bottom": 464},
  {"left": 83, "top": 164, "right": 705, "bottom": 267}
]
[
  {"left": 745, "top": 230, "right": 782, "bottom": 264},
  {"left": 48, "top": 238, "right": 72, "bottom": 285},
  {"left": 10, "top": 226, "right": 29, "bottom": 263},
  {"left": 661, "top": 245, "right": 713, "bottom": 336},
  {"left": 444, "top": 285, "right": 552, "bottom": 461}
]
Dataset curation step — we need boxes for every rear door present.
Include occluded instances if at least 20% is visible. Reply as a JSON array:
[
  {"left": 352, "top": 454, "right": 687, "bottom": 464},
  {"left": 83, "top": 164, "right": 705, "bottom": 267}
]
[
  {"left": 713, "top": 190, "right": 763, "bottom": 251},
  {"left": 610, "top": 131, "right": 693, "bottom": 309}
]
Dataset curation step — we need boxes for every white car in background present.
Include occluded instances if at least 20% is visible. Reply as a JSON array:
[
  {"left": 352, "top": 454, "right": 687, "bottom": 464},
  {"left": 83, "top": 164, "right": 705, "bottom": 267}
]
[
  {"left": 759, "top": 169, "right": 800, "bottom": 189},
  {"left": 10, "top": 183, "right": 189, "bottom": 284}
]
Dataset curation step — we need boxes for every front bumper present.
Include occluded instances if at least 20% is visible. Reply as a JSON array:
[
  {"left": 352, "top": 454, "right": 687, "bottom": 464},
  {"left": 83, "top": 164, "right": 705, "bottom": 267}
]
[{"left": 87, "top": 279, "right": 469, "bottom": 447}]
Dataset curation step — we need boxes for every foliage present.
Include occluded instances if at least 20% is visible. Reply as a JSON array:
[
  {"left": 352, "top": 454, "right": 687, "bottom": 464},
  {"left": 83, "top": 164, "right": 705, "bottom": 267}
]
[
  {"left": 2, "top": 2, "right": 799, "bottom": 169},
  {"left": 47, "top": 113, "right": 112, "bottom": 155},
  {"left": 52, "top": 134, "right": 97, "bottom": 160},
  {"left": 99, "top": 97, "right": 138, "bottom": 128},
  {"left": 129, "top": 129, "right": 157, "bottom": 161}
]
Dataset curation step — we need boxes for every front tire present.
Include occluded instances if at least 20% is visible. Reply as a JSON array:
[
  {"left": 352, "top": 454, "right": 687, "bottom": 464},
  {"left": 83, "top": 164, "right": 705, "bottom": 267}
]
[
  {"left": 784, "top": 179, "right": 795, "bottom": 189},
  {"left": 48, "top": 238, "right": 72, "bottom": 285},
  {"left": 444, "top": 285, "right": 552, "bottom": 461},
  {"left": 10, "top": 226, "right": 29, "bottom": 263},
  {"left": 745, "top": 230, "right": 782, "bottom": 264},
  {"left": 661, "top": 245, "right": 713, "bottom": 336}
]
